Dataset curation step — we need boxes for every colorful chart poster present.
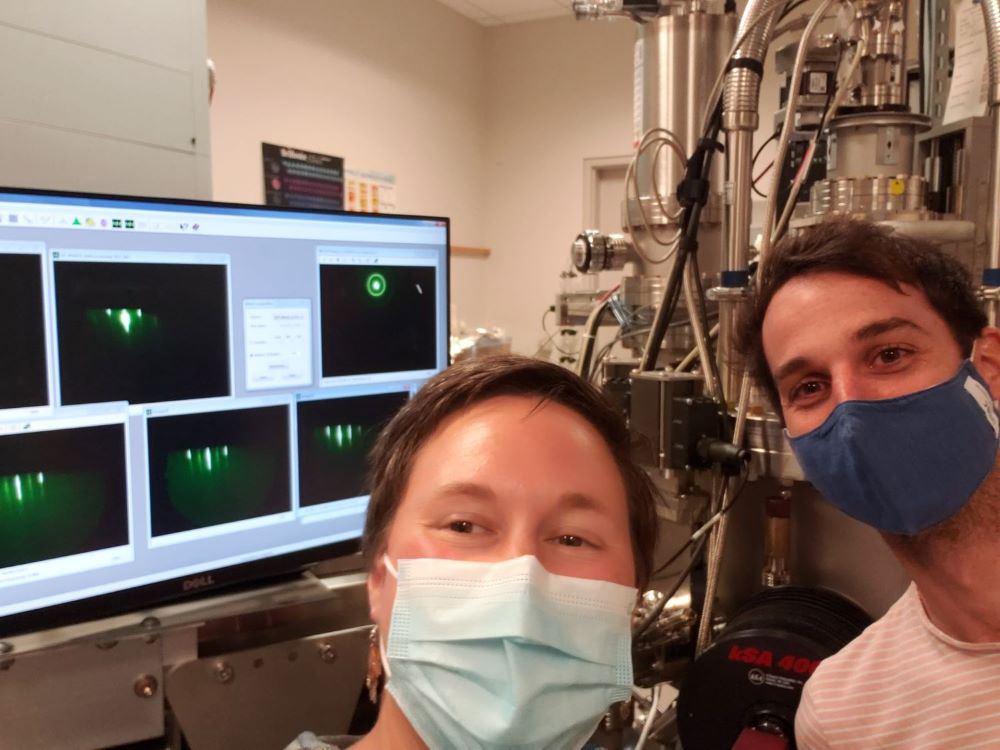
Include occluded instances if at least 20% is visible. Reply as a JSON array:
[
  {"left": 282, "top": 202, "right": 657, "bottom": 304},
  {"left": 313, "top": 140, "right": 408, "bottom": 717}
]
[
  {"left": 262, "top": 143, "right": 344, "bottom": 210},
  {"left": 345, "top": 169, "right": 397, "bottom": 214}
]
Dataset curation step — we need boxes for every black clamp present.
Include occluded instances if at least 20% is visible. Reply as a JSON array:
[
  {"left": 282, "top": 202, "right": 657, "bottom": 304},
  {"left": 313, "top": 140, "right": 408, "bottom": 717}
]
[
  {"left": 725, "top": 57, "right": 765, "bottom": 77},
  {"left": 677, "top": 138, "right": 725, "bottom": 209}
]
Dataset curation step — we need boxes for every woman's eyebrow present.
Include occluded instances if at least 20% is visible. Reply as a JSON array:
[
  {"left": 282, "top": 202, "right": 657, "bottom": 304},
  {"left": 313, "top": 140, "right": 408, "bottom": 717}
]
[
  {"left": 430, "top": 482, "right": 496, "bottom": 502},
  {"left": 556, "top": 492, "right": 604, "bottom": 513}
]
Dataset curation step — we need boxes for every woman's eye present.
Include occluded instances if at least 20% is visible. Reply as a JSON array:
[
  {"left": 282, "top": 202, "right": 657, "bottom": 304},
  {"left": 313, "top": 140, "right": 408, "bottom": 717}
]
[
  {"left": 557, "top": 534, "right": 586, "bottom": 547},
  {"left": 448, "top": 520, "right": 476, "bottom": 533}
]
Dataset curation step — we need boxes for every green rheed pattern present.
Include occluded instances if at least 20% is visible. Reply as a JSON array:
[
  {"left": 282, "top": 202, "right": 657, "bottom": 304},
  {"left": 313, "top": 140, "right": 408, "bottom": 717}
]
[
  {"left": 365, "top": 272, "right": 386, "bottom": 298},
  {"left": 164, "top": 445, "right": 274, "bottom": 528},
  {"left": 315, "top": 424, "right": 365, "bottom": 452},
  {"left": 0, "top": 471, "right": 107, "bottom": 569},
  {"left": 86, "top": 307, "right": 159, "bottom": 345}
]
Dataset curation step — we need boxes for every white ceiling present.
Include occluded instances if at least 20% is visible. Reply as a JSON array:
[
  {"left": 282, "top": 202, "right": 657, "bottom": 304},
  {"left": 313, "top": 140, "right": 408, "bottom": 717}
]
[{"left": 436, "top": 0, "right": 576, "bottom": 26}]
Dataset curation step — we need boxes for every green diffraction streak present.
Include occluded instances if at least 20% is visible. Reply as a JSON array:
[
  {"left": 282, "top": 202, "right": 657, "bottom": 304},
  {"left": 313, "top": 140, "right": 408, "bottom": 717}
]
[
  {"left": 86, "top": 308, "right": 159, "bottom": 346},
  {"left": 0, "top": 472, "right": 107, "bottom": 569},
  {"left": 165, "top": 445, "right": 275, "bottom": 528},
  {"left": 314, "top": 424, "right": 365, "bottom": 452}
]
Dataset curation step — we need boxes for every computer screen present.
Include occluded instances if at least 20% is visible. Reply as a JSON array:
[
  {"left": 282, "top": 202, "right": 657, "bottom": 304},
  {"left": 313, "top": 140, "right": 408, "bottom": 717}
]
[{"left": 0, "top": 188, "right": 449, "bottom": 635}]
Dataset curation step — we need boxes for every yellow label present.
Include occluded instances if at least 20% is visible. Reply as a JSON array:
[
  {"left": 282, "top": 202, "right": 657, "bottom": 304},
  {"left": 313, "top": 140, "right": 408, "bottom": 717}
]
[{"left": 889, "top": 179, "right": 905, "bottom": 196}]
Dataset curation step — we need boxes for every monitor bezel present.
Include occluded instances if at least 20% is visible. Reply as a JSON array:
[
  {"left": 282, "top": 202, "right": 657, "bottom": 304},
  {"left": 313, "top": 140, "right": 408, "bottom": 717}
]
[{"left": 0, "top": 185, "right": 450, "bottom": 638}]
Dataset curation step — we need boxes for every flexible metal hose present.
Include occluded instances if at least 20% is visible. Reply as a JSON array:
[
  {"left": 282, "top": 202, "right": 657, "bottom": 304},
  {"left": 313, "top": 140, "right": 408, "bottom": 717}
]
[{"left": 982, "top": 0, "right": 1000, "bottom": 106}]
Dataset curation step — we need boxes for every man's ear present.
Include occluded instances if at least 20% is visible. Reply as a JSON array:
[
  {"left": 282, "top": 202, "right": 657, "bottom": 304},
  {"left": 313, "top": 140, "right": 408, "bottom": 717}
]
[{"left": 972, "top": 327, "right": 1000, "bottom": 400}]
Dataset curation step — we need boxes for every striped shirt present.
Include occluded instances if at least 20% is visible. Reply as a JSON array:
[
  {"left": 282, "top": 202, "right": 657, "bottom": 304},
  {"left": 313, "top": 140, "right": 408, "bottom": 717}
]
[{"left": 796, "top": 583, "right": 1000, "bottom": 749}]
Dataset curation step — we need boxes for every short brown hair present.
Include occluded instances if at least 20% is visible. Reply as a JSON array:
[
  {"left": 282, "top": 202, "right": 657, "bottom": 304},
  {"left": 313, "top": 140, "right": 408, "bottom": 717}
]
[
  {"left": 738, "top": 217, "right": 987, "bottom": 411},
  {"left": 361, "top": 355, "right": 659, "bottom": 588}
]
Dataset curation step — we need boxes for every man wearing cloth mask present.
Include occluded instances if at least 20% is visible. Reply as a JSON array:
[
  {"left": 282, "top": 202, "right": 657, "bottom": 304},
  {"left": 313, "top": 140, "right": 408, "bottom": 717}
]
[{"left": 739, "top": 218, "right": 1000, "bottom": 749}]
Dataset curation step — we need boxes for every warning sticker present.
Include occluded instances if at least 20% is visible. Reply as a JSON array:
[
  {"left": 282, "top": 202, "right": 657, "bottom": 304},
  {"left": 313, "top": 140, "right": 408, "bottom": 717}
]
[{"left": 747, "top": 668, "right": 804, "bottom": 691}]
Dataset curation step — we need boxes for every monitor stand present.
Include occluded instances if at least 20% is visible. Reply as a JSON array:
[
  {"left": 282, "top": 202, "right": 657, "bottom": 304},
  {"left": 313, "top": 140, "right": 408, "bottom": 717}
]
[{"left": 0, "top": 568, "right": 370, "bottom": 750}]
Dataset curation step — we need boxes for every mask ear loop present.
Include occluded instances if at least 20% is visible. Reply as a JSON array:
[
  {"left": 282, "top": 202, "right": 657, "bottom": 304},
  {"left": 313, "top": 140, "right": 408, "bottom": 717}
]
[
  {"left": 383, "top": 553, "right": 398, "bottom": 579},
  {"left": 379, "top": 553, "right": 397, "bottom": 681}
]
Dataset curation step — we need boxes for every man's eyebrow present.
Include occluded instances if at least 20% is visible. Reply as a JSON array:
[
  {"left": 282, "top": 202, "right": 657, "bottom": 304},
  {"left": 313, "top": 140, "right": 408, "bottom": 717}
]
[
  {"left": 773, "top": 356, "right": 811, "bottom": 384},
  {"left": 853, "top": 317, "right": 927, "bottom": 341},
  {"left": 772, "top": 318, "right": 929, "bottom": 384}
]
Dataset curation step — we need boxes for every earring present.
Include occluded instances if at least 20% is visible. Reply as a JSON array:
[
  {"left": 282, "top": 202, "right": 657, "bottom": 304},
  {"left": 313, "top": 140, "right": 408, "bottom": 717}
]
[{"left": 365, "top": 625, "right": 382, "bottom": 703}]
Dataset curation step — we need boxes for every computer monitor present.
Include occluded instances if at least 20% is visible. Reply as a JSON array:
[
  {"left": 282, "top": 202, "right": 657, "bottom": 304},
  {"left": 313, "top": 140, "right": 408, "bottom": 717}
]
[{"left": 0, "top": 188, "right": 449, "bottom": 636}]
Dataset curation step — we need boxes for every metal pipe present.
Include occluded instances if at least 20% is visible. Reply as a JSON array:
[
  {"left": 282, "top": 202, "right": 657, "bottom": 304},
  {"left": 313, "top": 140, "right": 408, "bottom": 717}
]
[
  {"left": 980, "top": 0, "right": 1000, "bottom": 323},
  {"left": 683, "top": 262, "right": 721, "bottom": 398},
  {"left": 695, "top": 369, "right": 752, "bottom": 656},
  {"left": 722, "top": 0, "right": 787, "bottom": 269},
  {"left": 991, "top": 116, "right": 1000, "bottom": 272},
  {"left": 761, "top": 0, "right": 836, "bottom": 255},
  {"left": 716, "top": 0, "right": 786, "bottom": 399},
  {"left": 771, "top": 21, "right": 870, "bottom": 244},
  {"left": 727, "top": 131, "right": 755, "bottom": 274},
  {"left": 576, "top": 299, "right": 610, "bottom": 378}
]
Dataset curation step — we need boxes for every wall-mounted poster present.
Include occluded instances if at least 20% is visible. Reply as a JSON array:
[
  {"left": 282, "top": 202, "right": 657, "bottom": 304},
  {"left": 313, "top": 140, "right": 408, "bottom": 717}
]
[
  {"left": 345, "top": 169, "right": 396, "bottom": 214},
  {"left": 262, "top": 143, "right": 344, "bottom": 210}
]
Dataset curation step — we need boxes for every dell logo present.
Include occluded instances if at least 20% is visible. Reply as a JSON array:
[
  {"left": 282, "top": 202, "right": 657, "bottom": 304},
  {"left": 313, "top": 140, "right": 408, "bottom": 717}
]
[{"left": 182, "top": 574, "right": 216, "bottom": 591}]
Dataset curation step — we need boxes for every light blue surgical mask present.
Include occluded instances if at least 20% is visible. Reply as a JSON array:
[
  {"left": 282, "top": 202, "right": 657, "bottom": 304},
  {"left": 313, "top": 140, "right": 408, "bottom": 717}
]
[
  {"left": 380, "top": 554, "right": 636, "bottom": 750},
  {"left": 788, "top": 360, "right": 999, "bottom": 535}
]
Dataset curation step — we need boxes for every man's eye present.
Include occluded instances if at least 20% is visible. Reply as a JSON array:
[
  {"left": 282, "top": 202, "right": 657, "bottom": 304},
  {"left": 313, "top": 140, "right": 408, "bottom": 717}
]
[
  {"left": 875, "top": 347, "right": 906, "bottom": 365},
  {"left": 789, "top": 379, "right": 825, "bottom": 403}
]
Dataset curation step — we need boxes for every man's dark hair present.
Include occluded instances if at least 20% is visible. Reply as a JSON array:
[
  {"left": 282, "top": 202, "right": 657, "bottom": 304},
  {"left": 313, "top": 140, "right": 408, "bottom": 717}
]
[
  {"left": 362, "top": 354, "right": 659, "bottom": 589},
  {"left": 738, "top": 217, "right": 987, "bottom": 411}
]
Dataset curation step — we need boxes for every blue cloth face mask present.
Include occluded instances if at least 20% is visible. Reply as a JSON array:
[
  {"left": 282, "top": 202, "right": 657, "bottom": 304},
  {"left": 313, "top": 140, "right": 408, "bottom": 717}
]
[
  {"left": 788, "top": 360, "right": 1000, "bottom": 535},
  {"left": 380, "top": 554, "right": 636, "bottom": 750}
]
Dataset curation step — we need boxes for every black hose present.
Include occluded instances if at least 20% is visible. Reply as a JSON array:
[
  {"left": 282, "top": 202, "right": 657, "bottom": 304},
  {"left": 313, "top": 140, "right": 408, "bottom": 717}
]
[{"left": 639, "top": 103, "right": 724, "bottom": 371}]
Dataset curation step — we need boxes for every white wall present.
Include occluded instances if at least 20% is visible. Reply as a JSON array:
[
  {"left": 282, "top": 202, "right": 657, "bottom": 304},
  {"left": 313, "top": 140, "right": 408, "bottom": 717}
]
[
  {"left": 0, "top": 0, "right": 211, "bottom": 199},
  {"left": 206, "top": 0, "right": 491, "bottom": 331},
  {"left": 480, "top": 17, "right": 635, "bottom": 352}
]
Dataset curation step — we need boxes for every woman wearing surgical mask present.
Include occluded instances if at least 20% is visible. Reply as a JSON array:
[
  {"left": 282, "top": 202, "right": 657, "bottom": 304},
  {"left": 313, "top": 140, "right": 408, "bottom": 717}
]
[{"left": 290, "top": 355, "right": 658, "bottom": 750}]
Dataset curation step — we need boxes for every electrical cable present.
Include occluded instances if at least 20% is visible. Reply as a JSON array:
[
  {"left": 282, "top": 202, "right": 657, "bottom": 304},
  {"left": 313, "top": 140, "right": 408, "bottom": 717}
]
[
  {"left": 624, "top": 128, "right": 688, "bottom": 264},
  {"left": 750, "top": 130, "right": 779, "bottom": 198},
  {"left": 633, "top": 534, "right": 710, "bottom": 641},
  {"left": 673, "top": 322, "right": 719, "bottom": 373},
  {"left": 635, "top": 683, "right": 661, "bottom": 750},
  {"left": 752, "top": 131, "right": 779, "bottom": 170},
  {"left": 778, "top": 0, "right": 811, "bottom": 20},
  {"left": 688, "top": 251, "right": 723, "bottom": 395},
  {"left": 770, "top": 18, "right": 868, "bottom": 244},
  {"left": 695, "top": 371, "right": 753, "bottom": 656},
  {"left": 758, "top": 0, "right": 837, "bottom": 256},
  {"left": 575, "top": 284, "right": 622, "bottom": 376},
  {"left": 588, "top": 326, "right": 652, "bottom": 383},
  {"left": 650, "top": 139, "right": 687, "bottom": 222},
  {"left": 576, "top": 299, "right": 611, "bottom": 377},
  {"left": 682, "top": 258, "right": 722, "bottom": 398},
  {"left": 535, "top": 307, "right": 574, "bottom": 357},
  {"left": 639, "top": 97, "right": 724, "bottom": 372},
  {"left": 751, "top": 163, "right": 774, "bottom": 198},
  {"left": 640, "top": 0, "right": 787, "bottom": 372},
  {"left": 648, "top": 467, "right": 750, "bottom": 581}
]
